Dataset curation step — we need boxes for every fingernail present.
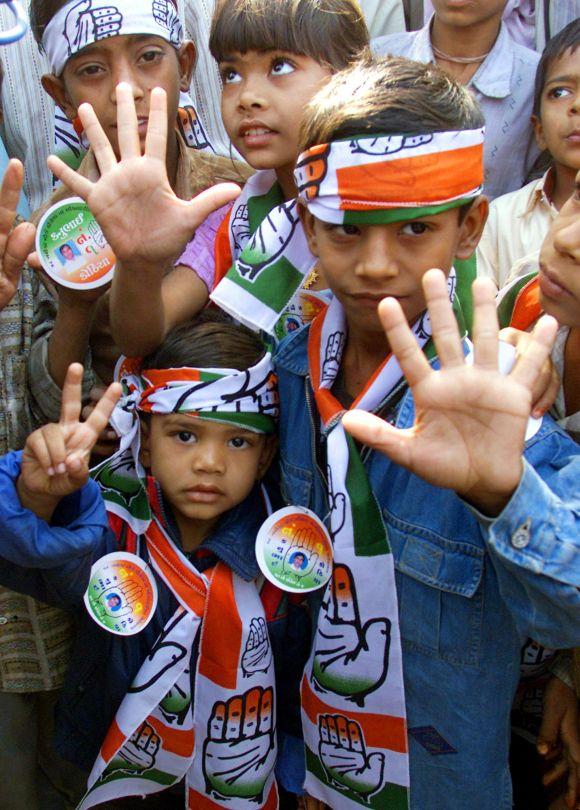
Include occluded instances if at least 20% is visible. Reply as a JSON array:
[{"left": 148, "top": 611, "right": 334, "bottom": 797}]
[
  {"left": 532, "top": 408, "right": 545, "bottom": 419},
  {"left": 47, "top": 466, "right": 55, "bottom": 476},
  {"left": 56, "top": 463, "right": 66, "bottom": 474},
  {"left": 537, "top": 743, "right": 548, "bottom": 755}
]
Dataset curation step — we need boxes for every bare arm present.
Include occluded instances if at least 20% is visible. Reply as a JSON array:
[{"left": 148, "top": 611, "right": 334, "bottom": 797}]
[{"left": 109, "top": 261, "right": 209, "bottom": 357}]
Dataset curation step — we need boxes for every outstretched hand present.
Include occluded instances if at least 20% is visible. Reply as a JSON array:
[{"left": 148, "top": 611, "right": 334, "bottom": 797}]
[
  {"left": 18, "top": 363, "right": 121, "bottom": 518},
  {"left": 0, "top": 160, "right": 36, "bottom": 310},
  {"left": 342, "top": 270, "right": 558, "bottom": 516},
  {"left": 46, "top": 83, "right": 241, "bottom": 269}
]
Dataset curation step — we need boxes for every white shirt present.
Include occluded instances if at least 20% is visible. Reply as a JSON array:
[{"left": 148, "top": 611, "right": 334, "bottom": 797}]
[{"left": 477, "top": 170, "right": 558, "bottom": 289}]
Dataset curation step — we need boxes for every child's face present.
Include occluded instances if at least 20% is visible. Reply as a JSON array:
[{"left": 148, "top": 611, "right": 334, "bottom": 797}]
[
  {"left": 432, "top": 0, "right": 506, "bottom": 28},
  {"left": 43, "top": 35, "right": 194, "bottom": 159},
  {"left": 219, "top": 50, "right": 331, "bottom": 173},
  {"left": 301, "top": 202, "right": 487, "bottom": 339},
  {"left": 534, "top": 47, "right": 580, "bottom": 172},
  {"left": 538, "top": 176, "right": 580, "bottom": 327},
  {"left": 141, "top": 413, "right": 274, "bottom": 539}
]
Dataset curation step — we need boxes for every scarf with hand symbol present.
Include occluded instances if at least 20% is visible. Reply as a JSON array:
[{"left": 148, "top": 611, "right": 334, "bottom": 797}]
[
  {"left": 302, "top": 271, "right": 461, "bottom": 810},
  {"left": 80, "top": 360, "right": 280, "bottom": 809}
]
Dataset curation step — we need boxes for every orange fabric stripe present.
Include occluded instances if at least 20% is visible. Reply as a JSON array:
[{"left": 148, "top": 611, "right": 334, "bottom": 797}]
[
  {"left": 336, "top": 144, "right": 482, "bottom": 208},
  {"left": 510, "top": 277, "right": 542, "bottom": 331},
  {"left": 148, "top": 716, "right": 194, "bottom": 759},
  {"left": 141, "top": 368, "right": 203, "bottom": 387},
  {"left": 147, "top": 522, "right": 207, "bottom": 615},
  {"left": 307, "top": 310, "right": 342, "bottom": 425},
  {"left": 213, "top": 209, "right": 233, "bottom": 288},
  {"left": 199, "top": 565, "right": 242, "bottom": 689},
  {"left": 188, "top": 783, "right": 277, "bottom": 809},
  {"left": 301, "top": 677, "right": 408, "bottom": 753},
  {"left": 101, "top": 720, "right": 126, "bottom": 764}
]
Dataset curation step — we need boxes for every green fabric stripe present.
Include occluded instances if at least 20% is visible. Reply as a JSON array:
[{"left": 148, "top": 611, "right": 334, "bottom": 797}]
[
  {"left": 228, "top": 254, "right": 304, "bottom": 312},
  {"left": 453, "top": 255, "right": 476, "bottom": 336},
  {"left": 341, "top": 198, "right": 470, "bottom": 226},
  {"left": 247, "top": 181, "right": 285, "bottom": 235},
  {"left": 189, "top": 410, "right": 276, "bottom": 433},
  {"left": 496, "top": 272, "right": 538, "bottom": 329},
  {"left": 345, "top": 433, "right": 390, "bottom": 557},
  {"left": 95, "top": 766, "right": 176, "bottom": 789}
]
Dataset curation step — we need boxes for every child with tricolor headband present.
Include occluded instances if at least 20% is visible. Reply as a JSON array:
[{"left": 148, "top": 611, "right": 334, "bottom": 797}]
[
  {"left": 273, "top": 57, "right": 580, "bottom": 809},
  {"left": 0, "top": 313, "right": 314, "bottom": 808},
  {"left": 77, "top": 0, "right": 369, "bottom": 358},
  {"left": 28, "top": 0, "right": 244, "bottom": 422}
]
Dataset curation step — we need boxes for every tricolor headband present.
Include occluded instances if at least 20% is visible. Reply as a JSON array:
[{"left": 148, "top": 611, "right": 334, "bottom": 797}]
[
  {"left": 42, "top": 0, "right": 184, "bottom": 75},
  {"left": 295, "top": 128, "right": 485, "bottom": 225},
  {"left": 133, "top": 357, "right": 279, "bottom": 434}
]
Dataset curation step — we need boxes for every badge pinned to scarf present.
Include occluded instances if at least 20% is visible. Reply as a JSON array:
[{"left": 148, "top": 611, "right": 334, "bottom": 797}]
[
  {"left": 256, "top": 506, "right": 333, "bottom": 593},
  {"left": 84, "top": 552, "right": 158, "bottom": 635},
  {"left": 36, "top": 197, "right": 116, "bottom": 290}
]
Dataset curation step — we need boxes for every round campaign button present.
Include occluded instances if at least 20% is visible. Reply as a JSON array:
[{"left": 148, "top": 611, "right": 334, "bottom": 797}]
[
  {"left": 35, "top": 197, "right": 116, "bottom": 290},
  {"left": 84, "top": 552, "right": 157, "bottom": 635},
  {"left": 256, "top": 506, "right": 333, "bottom": 593},
  {"left": 274, "top": 290, "right": 329, "bottom": 341}
]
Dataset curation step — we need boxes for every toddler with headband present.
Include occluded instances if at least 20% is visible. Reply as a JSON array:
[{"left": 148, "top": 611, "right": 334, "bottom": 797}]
[{"left": 0, "top": 313, "right": 310, "bottom": 809}]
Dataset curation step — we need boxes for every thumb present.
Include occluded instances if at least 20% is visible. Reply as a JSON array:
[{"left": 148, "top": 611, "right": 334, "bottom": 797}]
[
  {"left": 184, "top": 182, "right": 241, "bottom": 232},
  {"left": 343, "top": 410, "right": 414, "bottom": 467},
  {"left": 3, "top": 221, "right": 36, "bottom": 284}
]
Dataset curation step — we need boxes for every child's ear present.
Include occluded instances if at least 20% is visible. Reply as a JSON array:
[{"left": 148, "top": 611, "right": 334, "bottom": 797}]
[
  {"left": 178, "top": 42, "right": 197, "bottom": 93},
  {"left": 41, "top": 74, "right": 77, "bottom": 121},
  {"left": 139, "top": 420, "right": 152, "bottom": 469},
  {"left": 297, "top": 201, "right": 320, "bottom": 257},
  {"left": 257, "top": 435, "right": 278, "bottom": 480},
  {"left": 455, "top": 196, "right": 489, "bottom": 261},
  {"left": 532, "top": 114, "right": 547, "bottom": 151}
]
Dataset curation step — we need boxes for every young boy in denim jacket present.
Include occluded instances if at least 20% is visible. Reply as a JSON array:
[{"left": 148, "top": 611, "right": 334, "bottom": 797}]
[{"left": 273, "top": 57, "right": 580, "bottom": 809}]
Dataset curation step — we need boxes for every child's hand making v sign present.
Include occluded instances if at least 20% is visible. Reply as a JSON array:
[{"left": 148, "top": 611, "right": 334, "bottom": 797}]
[{"left": 17, "top": 364, "right": 121, "bottom": 521}]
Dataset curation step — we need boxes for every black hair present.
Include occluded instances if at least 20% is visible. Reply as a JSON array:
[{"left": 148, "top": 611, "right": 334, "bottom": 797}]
[
  {"left": 30, "top": 0, "right": 68, "bottom": 44},
  {"left": 143, "top": 310, "right": 267, "bottom": 372},
  {"left": 210, "top": 0, "right": 369, "bottom": 71},
  {"left": 533, "top": 19, "right": 580, "bottom": 117}
]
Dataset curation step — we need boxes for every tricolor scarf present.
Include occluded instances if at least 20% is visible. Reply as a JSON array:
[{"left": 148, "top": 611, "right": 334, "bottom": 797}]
[
  {"left": 211, "top": 129, "right": 484, "bottom": 336},
  {"left": 496, "top": 272, "right": 542, "bottom": 331},
  {"left": 211, "top": 170, "right": 320, "bottom": 337},
  {"left": 82, "top": 359, "right": 280, "bottom": 808},
  {"left": 302, "top": 274, "right": 462, "bottom": 810},
  {"left": 42, "top": 0, "right": 214, "bottom": 170}
]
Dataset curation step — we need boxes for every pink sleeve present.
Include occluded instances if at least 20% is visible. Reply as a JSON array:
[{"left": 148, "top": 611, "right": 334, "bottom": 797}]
[{"left": 176, "top": 203, "right": 233, "bottom": 292}]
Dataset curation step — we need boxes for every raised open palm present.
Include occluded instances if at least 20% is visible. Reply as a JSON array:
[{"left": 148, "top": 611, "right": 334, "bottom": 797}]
[
  {"left": 342, "top": 271, "right": 558, "bottom": 515},
  {"left": 20, "top": 363, "right": 121, "bottom": 500},
  {"left": 46, "top": 84, "right": 240, "bottom": 268}
]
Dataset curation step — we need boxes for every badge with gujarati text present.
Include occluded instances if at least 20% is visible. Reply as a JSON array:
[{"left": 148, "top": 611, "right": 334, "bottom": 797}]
[
  {"left": 84, "top": 552, "right": 157, "bottom": 635},
  {"left": 256, "top": 506, "right": 333, "bottom": 593},
  {"left": 36, "top": 197, "right": 116, "bottom": 290}
]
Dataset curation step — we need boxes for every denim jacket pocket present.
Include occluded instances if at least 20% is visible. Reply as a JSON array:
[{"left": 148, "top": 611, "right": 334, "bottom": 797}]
[
  {"left": 280, "top": 456, "right": 313, "bottom": 508},
  {"left": 385, "top": 509, "right": 485, "bottom": 667}
]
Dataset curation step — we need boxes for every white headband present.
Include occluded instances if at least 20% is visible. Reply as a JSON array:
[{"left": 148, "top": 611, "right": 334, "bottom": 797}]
[{"left": 42, "top": 0, "right": 184, "bottom": 75}]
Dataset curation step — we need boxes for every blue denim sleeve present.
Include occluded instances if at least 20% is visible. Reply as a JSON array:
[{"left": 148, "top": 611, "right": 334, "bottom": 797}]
[
  {"left": 481, "top": 436, "right": 580, "bottom": 648},
  {"left": 0, "top": 450, "right": 112, "bottom": 608}
]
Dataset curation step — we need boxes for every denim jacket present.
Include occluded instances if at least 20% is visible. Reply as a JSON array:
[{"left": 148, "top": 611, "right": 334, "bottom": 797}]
[
  {"left": 274, "top": 326, "right": 580, "bottom": 810},
  {"left": 0, "top": 451, "right": 309, "bottom": 777}
]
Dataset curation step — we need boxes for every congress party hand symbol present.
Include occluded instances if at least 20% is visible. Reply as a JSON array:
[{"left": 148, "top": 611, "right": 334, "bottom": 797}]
[
  {"left": 115, "top": 721, "right": 160, "bottom": 774},
  {"left": 282, "top": 528, "right": 319, "bottom": 579},
  {"left": 241, "top": 618, "right": 272, "bottom": 677},
  {"left": 319, "top": 714, "right": 385, "bottom": 799},
  {"left": 203, "top": 686, "right": 276, "bottom": 802},
  {"left": 98, "top": 579, "right": 143, "bottom": 618},
  {"left": 64, "top": 0, "right": 122, "bottom": 54},
  {"left": 313, "top": 564, "right": 390, "bottom": 706}
]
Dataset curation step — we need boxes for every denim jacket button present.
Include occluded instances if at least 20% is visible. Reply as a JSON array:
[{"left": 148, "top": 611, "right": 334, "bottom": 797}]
[{"left": 511, "top": 518, "right": 532, "bottom": 549}]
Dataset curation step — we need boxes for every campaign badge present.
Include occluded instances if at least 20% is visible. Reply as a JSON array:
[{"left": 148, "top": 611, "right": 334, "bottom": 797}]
[
  {"left": 35, "top": 197, "right": 116, "bottom": 290},
  {"left": 256, "top": 506, "right": 333, "bottom": 593},
  {"left": 274, "top": 290, "right": 329, "bottom": 341},
  {"left": 84, "top": 552, "right": 157, "bottom": 635}
]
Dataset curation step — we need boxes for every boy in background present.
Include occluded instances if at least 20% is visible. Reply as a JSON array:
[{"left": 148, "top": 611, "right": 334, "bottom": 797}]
[{"left": 478, "top": 19, "right": 580, "bottom": 288}]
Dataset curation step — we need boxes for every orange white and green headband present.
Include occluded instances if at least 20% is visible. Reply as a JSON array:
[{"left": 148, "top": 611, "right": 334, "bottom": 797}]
[{"left": 295, "top": 128, "right": 485, "bottom": 224}]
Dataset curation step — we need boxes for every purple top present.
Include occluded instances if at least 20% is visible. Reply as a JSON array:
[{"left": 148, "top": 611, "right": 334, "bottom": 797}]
[{"left": 176, "top": 203, "right": 232, "bottom": 292}]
